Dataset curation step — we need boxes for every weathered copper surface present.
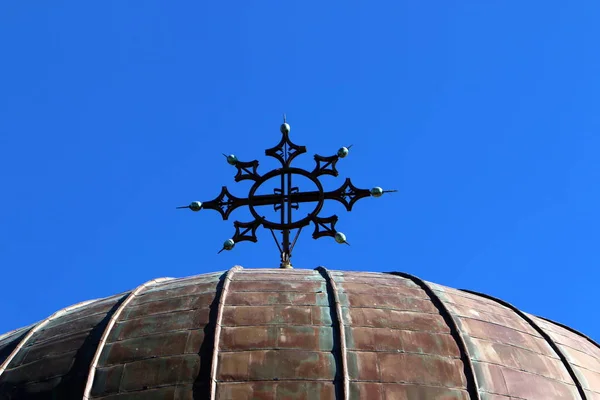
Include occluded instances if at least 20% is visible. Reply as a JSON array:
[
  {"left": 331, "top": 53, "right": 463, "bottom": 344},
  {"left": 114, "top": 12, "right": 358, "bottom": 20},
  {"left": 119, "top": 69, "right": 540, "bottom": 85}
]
[{"left": 0, "top": 268, "right": 598, "bottom": 400}]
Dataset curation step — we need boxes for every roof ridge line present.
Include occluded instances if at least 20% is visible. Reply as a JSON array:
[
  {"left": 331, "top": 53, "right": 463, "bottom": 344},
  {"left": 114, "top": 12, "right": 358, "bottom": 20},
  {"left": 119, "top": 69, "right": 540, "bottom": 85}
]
[
  {"left": 316, "top": 266, "right": 349, "bottom": 400},
  {"left": 460, "top": 289, "right": 588, "bottom": 400},
  {"left": 388, "top": 272, "right": 482, "bottom": 400},
  {"left": 0, "top": 325, "right": 34, "bottom": 345},
  {"left": 210, "top": 265, "right": 243, "bottom": 399},
  {"left": 82, "top": 277, "right": 174, "bottom": 400},
  {"left": 0, "top": 298, "right": 98, "bottom": 378},
  {"left": 535, "top": 315, "right": 600, "bottom": 351}
]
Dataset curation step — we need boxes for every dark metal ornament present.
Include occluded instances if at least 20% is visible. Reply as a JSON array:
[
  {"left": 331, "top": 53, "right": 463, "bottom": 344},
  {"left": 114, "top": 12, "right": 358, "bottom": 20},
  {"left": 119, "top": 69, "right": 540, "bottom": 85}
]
[{"left": 177, "top": 116, "right": 396, "bottom": 268}]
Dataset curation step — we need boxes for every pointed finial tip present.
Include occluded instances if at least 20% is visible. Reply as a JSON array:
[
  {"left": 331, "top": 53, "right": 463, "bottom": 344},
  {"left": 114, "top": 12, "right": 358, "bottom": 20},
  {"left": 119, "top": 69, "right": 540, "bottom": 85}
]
[
  {"left": 335, "top": 232, "right": 347, "bottom": 244},
  {"left": 280, "top": 115, "right": 290, "bottom": 134},
  {"left": 223, "top": 154, "right": 238, "bottom": 165},
  {"left": 370, "top": 187, "right": 398, "bottom": 197},
  {"left": 337, "top": 146, "right": 350, "bottom": 158},
  {"left": 218, "top": 238, "right": 235, "bottom": 254},
  {"left": 177, "top": 201, "right": 202, "bottom": 211}
]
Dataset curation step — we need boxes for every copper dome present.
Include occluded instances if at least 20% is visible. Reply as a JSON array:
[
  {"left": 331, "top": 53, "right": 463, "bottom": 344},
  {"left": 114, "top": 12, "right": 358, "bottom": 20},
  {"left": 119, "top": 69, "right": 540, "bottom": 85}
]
[{"left": 0, "top": 267, "right": 598, "bottom": 399}]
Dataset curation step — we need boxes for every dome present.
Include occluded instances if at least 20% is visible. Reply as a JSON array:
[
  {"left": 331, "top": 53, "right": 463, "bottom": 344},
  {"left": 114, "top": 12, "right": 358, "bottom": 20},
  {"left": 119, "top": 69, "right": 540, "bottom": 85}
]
[{"left": 0, "top": 267, "right": 598, "bottom": 399}]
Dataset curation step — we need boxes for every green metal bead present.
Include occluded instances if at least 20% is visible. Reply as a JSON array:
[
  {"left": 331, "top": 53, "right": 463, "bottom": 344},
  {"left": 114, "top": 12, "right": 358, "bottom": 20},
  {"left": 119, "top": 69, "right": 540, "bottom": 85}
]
[
  {"left": 189, "top": 201, "right": 202, "bottom": 211},
  {"left": 226, "top": 154, "right": 238, "bottom": 165},
  {"left": 334, "top": 232, "right": 347, "bottom": 244},
  {"left": 337, "top": 147, "right": 349, "bottom": 158},
  {"left": 280, "top": 123, "right": 290, "bottom": 134},
  {"left": 223, "top": 239, "right": 235, "bottom": 251},
  {"left": 370, "top": 187, "right": 384, "bottom": 198}
]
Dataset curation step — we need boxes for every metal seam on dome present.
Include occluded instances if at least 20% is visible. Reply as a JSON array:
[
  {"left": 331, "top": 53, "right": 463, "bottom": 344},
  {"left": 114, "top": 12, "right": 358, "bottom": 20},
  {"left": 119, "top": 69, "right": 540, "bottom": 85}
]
[
  {"left": 316, "top": 267, "right": 349, "bottom": 400},
  {"left": 536, "top": 315, "right": 600, "bottom": 351},
  {"left": 210, "top": 265, "right": 243, "bottom": 400},
  {"left": 82, "top": 277, "right": 174, "bottom": 400},
  {"left": 388, "top": 272, "right": 482, "bottom": 400},
  {"left": 0, "top": 298, "right": 98, "bottom": 379},
  {"left": 460, "top": 289, "right": 588, "bottom": 400},
  {"left": 0, "top": 324, "right": 35, "bottom": 345}
]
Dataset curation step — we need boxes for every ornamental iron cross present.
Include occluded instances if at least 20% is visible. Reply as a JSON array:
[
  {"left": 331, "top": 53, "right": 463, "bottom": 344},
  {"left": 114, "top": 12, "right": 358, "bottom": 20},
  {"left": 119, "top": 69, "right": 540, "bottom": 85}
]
[{"left": 178, "top": 116, "right": 396, "bottom": 268}]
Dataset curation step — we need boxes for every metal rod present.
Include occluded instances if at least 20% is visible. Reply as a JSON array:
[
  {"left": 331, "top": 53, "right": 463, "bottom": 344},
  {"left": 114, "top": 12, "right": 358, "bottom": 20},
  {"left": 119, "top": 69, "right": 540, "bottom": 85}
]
[
  {"left": 280, "top": 166, "right": 290, "bottom": 264},
  {"left": 268, "top": 228, "right": 283, "bottom": 253},
  {"left": 290, "top": 226, "right": 303, "bottom": 252},
  {"left": 287, "top": 170, "right": 293, "bottom": 254}
]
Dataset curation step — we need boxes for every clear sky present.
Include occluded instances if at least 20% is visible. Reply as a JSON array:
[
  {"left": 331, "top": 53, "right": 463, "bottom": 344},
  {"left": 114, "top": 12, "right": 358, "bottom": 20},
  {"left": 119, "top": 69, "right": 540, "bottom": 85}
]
[{"left": 0, "top": 2, "right": 598, "bottom": 341}]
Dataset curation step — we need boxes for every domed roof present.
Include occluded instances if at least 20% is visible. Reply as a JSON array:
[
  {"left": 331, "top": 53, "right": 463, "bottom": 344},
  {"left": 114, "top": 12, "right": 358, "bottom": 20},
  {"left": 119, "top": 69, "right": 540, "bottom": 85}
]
[{"left": 0, "top": 268, "right": 598, "bottom": 399}]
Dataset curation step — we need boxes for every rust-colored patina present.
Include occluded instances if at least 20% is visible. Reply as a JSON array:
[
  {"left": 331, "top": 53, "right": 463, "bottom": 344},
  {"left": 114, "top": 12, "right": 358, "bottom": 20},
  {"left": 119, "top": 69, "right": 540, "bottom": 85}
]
[{"left": 0, "top": 268, "right": 598, "bottom": 400}]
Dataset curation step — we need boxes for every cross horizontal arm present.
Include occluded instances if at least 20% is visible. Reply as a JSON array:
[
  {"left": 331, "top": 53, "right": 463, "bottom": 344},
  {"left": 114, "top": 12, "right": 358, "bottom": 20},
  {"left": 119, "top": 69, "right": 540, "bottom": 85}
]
[
  {"left": 200, "top": 178, "right": 372, "bottom": 221},
  {"left": 200, "top": 186, "right": 247, "bottom": 220},
  {"left": 247, "top": 182, "right": 371, "bottom": 210},
  {"left": 325, "top": 178, "right": 371, "bottom": 211},
  {"left": 249, "top": 191, "right": 321, "bottom": 207},
  {"left": 200, "top": 190, "right": 321, "bottom": 219}
]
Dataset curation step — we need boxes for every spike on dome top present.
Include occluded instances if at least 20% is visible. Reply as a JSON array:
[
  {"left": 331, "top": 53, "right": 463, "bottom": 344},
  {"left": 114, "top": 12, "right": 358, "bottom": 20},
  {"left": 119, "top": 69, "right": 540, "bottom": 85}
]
[{"left": 177, "top": 116, "right": 397, "bottom": 268}]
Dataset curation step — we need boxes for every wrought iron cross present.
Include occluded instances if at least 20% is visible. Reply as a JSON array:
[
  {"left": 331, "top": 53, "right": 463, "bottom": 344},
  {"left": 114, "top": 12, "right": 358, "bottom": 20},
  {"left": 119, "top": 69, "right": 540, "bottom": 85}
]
[{"left": 178, "top": 116, "right": 396, "bottom": 268}]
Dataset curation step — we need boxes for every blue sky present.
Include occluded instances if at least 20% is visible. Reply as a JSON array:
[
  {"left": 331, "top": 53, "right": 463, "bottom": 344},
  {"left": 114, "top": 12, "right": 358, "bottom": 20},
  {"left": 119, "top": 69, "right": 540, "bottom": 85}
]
[{"left": 0, "top": 2, "right": 598, "bottom": 341}]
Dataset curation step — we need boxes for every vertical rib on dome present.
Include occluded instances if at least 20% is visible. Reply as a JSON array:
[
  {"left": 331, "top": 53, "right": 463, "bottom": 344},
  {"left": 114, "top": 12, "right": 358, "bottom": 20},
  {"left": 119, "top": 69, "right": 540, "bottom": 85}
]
[
  {"left": 316, "top": 266, "right": 349, "bottom": 400},
  {"left": 461, "top": 289, "right": 588, "bottom": 400},
  {"left": 210, "top": 265, "right": 242, "bottom": 399},
  {"left": 82, "top": 277, "right": 173, "bottom": 400},
  {"left": 389, "top": 272, "right": 482, "bottom": 400},
  {"left": 0, "top": 298, "right": 98, "bottom": 379}
]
